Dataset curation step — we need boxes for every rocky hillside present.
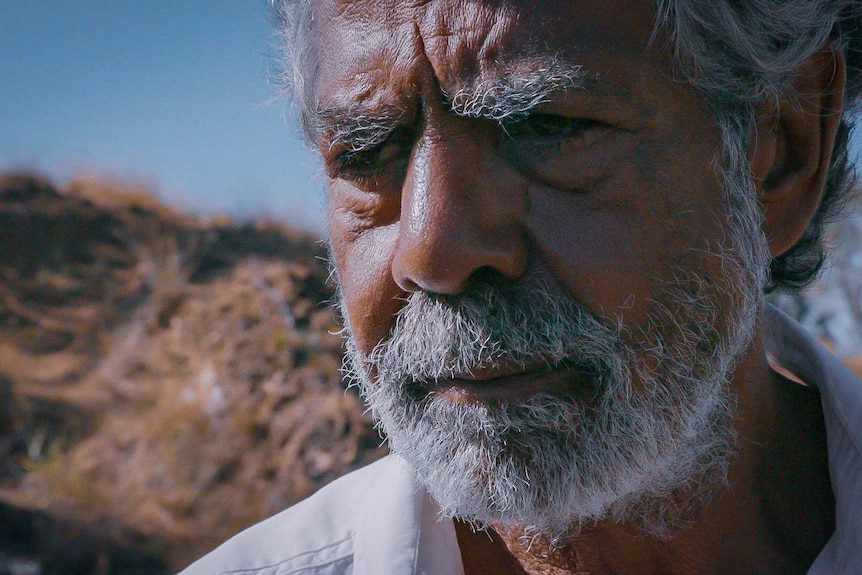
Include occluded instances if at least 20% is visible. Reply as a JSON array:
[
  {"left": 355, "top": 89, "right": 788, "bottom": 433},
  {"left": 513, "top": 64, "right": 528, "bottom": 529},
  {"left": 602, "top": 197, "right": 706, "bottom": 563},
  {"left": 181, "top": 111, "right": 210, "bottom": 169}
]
[
  {"left": 0, "top": 172, "right": 859, "bottom": 574},
  {"left": 0, "top": 173, "right": 385, "bottom": 573}
]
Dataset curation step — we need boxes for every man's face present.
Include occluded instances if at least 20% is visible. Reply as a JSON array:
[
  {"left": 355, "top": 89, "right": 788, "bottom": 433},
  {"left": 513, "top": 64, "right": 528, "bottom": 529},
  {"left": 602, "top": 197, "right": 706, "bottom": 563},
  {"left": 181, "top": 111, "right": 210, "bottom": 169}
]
[{"left": 313, "top": 0, "right": 768, "bottom": 538}]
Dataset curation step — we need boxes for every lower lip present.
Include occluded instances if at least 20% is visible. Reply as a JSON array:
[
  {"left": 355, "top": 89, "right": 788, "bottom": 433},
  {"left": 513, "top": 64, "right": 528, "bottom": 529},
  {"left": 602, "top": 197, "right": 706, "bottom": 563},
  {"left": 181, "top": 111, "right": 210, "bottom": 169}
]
[{"left": 428, "top": 363, "right": 595, "bottom": 403}]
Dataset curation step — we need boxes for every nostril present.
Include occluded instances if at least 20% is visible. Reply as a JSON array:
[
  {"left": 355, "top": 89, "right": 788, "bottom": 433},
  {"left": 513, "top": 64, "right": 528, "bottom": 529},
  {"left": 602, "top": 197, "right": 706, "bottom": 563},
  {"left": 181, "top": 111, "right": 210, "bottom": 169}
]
[
  {"left": 465, "top": 266, "right": 510, "bottom": 291},
  {"left": 391, "top": 228, "right": 528, "bottom": 296},
  {"left": 394, "top": 273, "right": 422, "bottom": 293}
]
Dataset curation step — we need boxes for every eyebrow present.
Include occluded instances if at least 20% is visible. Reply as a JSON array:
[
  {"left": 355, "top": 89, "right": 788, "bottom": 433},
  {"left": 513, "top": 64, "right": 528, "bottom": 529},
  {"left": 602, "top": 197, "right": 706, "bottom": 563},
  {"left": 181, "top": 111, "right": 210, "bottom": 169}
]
[
  {"left": 446, "top": 61, "right": 587, "bottom": 121},
  {"left": 308, "top": 103, "right": 405, "bottom": 154},
  {"left": 313, "top": 60, "right": 588, "bottom": 152}
]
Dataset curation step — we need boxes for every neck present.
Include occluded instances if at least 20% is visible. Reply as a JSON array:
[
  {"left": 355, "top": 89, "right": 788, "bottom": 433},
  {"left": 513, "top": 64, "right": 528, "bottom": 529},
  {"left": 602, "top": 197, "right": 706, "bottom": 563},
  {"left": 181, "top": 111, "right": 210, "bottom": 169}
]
[{"left": 456, "top": 317, "right": 834, "bottom": 575}]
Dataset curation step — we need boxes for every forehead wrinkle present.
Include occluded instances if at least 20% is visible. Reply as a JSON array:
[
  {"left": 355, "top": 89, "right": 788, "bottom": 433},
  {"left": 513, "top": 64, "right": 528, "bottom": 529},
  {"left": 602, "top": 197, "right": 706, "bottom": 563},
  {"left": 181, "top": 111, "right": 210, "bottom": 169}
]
[
  {"left": 418, "top": 0, "right": 516, "bottom": 82},
  {"left": 315, "top": 3, "right": 425, "bottom": 150},
  {"left": 414, "top": 3, "right": 587, "bottom": 121},
  {"left": 316, "top": 0, "right": 658, "bottom": 148},
  {"left": 314, "top": 50, "right": 418, "bottom": 150}
]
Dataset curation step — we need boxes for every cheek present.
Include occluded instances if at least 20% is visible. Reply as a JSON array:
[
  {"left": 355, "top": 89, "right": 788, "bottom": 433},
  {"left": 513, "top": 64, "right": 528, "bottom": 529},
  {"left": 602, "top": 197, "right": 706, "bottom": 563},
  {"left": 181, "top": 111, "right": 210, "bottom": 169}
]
[
  {"left": 329, "top": 219, "right": 402, "bottom": 357},
  {"left": 526, "top": 149, "right": 728, "bottom": 328},
  {"left": 527, "top": 187, "right": 658, "bottom": 323}
]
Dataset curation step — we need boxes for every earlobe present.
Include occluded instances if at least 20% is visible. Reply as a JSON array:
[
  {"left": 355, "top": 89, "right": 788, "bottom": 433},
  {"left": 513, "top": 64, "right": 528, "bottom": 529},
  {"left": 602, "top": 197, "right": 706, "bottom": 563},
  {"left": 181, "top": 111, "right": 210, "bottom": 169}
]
[{"left": 749, "top": 46, "right": 846, "bottom": 258}]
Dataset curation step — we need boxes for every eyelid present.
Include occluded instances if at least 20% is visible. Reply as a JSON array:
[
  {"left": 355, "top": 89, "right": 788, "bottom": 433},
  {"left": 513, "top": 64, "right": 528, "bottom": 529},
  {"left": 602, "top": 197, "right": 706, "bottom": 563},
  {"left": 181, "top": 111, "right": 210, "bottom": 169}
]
[
  {"left": 329, "top": 127, "right": 414, "bottom": 182},
  {"left": 323, "top": 132, "right": 392, "bottom": 179},
  {"left": 495, "top": 92, "right": 646, "bottom": 136},
  {"left": 500, "top": 113, "right": 604, "bottom": 139},
  {"left": 327, "top": 127, "right": 396, "bottom": 157},
  {"left": 329, "top": 147, "right": 383, "bottom": 179}
]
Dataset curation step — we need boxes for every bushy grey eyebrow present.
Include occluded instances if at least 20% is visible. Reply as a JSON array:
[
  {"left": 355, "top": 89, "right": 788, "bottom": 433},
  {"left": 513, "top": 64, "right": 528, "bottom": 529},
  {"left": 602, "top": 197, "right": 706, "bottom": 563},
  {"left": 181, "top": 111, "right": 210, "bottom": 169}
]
[
  {"left": 446, "top": 63, "right": 586, "bottom": 122},
  {"left": 312, "top": 61, "right": 587, "bottom": 153},
  {"left": 312, "top": 107, "right": 406, "bottom": 154}
]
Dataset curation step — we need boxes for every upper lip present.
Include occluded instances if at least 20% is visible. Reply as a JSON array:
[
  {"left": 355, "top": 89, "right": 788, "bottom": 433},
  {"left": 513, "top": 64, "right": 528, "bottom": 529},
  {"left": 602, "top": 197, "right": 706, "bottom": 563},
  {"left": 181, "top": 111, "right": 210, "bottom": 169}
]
[{"left": 447, "top": 361, "right": 558, "bottom": 382}]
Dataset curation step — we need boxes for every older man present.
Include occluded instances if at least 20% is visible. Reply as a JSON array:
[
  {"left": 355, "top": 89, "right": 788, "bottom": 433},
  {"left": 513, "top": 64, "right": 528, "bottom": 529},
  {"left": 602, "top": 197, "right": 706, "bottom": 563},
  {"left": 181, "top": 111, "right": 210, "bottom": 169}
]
[{"left": 182, "top": 1, "right": 862, "bottom": 573}]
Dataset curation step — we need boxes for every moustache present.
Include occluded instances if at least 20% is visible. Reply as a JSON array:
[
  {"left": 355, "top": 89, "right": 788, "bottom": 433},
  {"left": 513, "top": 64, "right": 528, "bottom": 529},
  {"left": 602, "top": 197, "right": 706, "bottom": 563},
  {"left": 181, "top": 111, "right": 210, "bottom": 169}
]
[{"left": 348, "top": 268, "right": 630, "bottom": 399}]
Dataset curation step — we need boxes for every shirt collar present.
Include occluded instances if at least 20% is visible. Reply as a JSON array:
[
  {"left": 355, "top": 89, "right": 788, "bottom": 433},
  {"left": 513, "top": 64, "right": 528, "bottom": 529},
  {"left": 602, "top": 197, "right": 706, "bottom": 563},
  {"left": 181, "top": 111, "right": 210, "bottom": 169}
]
[
  {"left": 355, "top": 456, "right": 464, "bottom": 575},
  {"left": 765, "top": 304, "right": 862, "bottom": 572}
]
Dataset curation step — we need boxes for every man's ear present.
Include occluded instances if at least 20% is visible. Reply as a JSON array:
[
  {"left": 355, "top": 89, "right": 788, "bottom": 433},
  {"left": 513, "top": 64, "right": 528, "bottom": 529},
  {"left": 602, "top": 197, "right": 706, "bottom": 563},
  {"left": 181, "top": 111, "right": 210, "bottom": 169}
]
[{"left": 749, "top": 46, "right": 846, "bottom": 258}]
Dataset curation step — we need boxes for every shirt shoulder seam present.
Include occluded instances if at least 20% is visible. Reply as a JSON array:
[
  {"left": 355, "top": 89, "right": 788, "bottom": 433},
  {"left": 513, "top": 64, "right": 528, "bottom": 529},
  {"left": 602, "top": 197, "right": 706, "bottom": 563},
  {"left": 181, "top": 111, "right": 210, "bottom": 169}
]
[{"left": 216, "top": 536, "right": 354, "bottom": 575}]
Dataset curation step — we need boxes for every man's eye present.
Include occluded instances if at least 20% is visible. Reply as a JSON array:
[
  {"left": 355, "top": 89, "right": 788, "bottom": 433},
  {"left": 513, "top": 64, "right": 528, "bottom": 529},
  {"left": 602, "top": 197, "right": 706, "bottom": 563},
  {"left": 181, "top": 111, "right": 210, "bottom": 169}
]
[
  {"left": 498, "top": 113, "right": 613, "bottom": 190},
  {"left": 503, "top": 114, "right": 599, "bottom": 141},
  {"left": 331, "top": 128, "right": 413, "bottom": 182},
  {"left": 336, "top": 142, "right": 398, "bottom": 176}
]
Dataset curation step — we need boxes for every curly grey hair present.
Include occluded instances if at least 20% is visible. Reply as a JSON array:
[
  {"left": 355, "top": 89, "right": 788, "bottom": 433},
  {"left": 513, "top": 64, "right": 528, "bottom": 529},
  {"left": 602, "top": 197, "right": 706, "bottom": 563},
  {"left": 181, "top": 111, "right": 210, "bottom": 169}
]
[{"left": 270, "top": 0, "right": 862, "bottom": 292}]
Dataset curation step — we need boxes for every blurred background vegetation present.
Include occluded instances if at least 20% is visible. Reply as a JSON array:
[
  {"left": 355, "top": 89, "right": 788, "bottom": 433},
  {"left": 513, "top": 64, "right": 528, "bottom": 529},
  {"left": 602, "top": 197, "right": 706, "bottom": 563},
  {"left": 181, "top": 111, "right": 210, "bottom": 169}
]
[{"left": 0, "top": 173, "right": 386, "bottom": 574}]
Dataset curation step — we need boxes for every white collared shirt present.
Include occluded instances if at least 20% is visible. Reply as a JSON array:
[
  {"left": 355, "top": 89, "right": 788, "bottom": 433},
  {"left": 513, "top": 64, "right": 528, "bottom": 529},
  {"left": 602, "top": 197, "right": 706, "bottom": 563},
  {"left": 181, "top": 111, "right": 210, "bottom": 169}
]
[
  {"left": 181, "top": 308, "right": 862, "bottom": 574},
  {"left": 180, "top": 455, "right": 464, "bottom": 575}
]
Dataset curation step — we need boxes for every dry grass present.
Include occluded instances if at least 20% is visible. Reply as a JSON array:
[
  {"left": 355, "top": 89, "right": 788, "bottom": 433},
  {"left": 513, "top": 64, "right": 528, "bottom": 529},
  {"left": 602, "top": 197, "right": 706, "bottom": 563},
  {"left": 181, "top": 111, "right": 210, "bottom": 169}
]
[{"left": 0, "top": 173, "right": 384, "bottom": 570}]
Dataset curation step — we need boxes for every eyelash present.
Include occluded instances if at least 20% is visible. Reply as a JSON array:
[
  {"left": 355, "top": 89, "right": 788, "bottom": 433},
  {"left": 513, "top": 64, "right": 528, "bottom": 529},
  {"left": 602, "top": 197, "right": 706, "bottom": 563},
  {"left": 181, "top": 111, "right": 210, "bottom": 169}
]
[
  {"left": 496, "top": 114, "right": 606, "bottom": 166},
  {"left": 502, "top": 114, "right": 600, "bottom": 142},
  {"left": 330, "top": 128, "right": 413, "bottom": 181},
  {"left": 332, "top": 149, "right": 383, "bottom": 178}
]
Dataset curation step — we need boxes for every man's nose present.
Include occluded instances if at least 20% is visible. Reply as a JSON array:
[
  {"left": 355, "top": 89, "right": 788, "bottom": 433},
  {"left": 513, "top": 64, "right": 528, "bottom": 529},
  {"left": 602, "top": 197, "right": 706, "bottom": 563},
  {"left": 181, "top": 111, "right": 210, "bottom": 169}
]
[{"left": 390, "top": 129, "right": 528, "bottom": 295}]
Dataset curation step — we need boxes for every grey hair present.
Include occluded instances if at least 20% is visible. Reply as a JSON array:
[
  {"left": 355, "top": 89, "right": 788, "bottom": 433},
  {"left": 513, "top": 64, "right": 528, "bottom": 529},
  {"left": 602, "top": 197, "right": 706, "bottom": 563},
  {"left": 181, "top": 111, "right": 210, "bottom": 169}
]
[
  {"left": 651, "top": 1, "right": 862, "bottom": 291},
  {"left": 271, "top": 0, "right": 317, "bottom": 141},
  {"left": 270, "top": 0, "right": 862, "bottom": 292},
  {"left": 447, "top": 64, "right": 585, "bottom": 122}
]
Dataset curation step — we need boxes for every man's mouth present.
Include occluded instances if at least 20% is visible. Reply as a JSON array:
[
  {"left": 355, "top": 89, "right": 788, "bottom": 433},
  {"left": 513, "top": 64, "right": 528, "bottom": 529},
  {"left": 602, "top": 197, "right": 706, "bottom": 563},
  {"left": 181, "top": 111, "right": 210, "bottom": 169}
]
[{"left": 422, "top": 361, "right": 597, "bottom": 404}]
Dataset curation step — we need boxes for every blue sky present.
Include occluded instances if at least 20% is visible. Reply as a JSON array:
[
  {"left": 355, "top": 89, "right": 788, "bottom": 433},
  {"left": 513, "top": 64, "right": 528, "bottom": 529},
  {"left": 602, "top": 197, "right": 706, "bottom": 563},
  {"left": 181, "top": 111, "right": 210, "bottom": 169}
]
[{"left": 0, "top": 1, "right": 324, "bottom": 230}]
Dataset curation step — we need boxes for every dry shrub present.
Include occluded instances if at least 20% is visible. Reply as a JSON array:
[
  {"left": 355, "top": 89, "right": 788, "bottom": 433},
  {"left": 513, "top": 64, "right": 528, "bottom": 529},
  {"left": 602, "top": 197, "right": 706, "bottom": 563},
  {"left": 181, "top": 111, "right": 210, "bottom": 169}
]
[{"left": 0, "top": 173, "right": 384, "bottom": 570}]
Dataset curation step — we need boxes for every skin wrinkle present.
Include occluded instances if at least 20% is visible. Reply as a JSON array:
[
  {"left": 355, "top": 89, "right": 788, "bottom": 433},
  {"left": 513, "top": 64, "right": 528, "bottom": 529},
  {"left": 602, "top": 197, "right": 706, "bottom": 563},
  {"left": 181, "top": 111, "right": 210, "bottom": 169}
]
[
  {"left": 420, "top": 0, "right": 504, "bottom": 84},
  {"left": 314, "top": 60, "right": 590, "bottom": 156},
  {"left": 520, "top": 79, "right": 712, "bottom": 309},
  {"left": 312, "top": 3, "right": 657, "bottom": 156},
  {"left": 475, "top": 3, "right": 516, "bottom": 68}
]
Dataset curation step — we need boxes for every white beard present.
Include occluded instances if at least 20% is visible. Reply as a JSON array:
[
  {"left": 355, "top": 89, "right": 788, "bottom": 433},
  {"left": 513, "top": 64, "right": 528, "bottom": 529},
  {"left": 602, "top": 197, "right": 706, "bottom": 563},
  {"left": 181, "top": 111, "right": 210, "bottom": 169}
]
[{"left": 339, "top": 169, "right": 768, "bottom": 543}]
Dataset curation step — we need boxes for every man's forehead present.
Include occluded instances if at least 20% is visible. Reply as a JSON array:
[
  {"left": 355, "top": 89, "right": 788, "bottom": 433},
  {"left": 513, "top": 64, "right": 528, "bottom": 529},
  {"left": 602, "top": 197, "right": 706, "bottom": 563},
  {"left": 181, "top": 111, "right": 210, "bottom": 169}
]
[{"left": 313, "top": 0, "right": 658, "bottom": 112}]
